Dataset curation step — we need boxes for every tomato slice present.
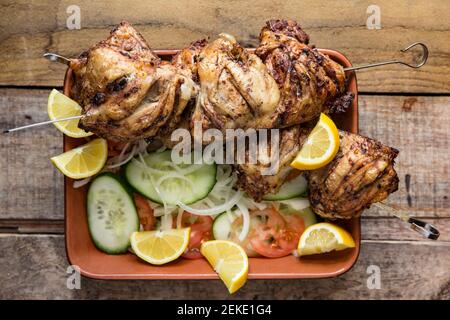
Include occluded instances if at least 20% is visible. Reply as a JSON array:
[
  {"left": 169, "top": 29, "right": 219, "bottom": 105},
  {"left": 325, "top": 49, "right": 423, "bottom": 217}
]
[
  {"left": 133, "top": 194, "right": 156, "bottom": 231},
  {"left": 248, "top": 207, "right": 301, "bottom": 258},
  {"left": 228, "top": 216, "right": 260, "bottom": 257},
  {"left": 283, "top": 214, "right": 306, "bottom": 235},
  {"left": 178, "top": 212, "right": 213, "bottom": 259}
]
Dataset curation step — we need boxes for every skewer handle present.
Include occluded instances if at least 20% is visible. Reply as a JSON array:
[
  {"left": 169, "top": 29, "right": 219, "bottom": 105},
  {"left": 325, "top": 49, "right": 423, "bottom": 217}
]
[
  {"left": 344, "top": 42, "right": 428, "bottom": 72},
  {"left": 3, "top": 115, "right": 82, "bottom": 133},
  {"left": 374, "top": 202, "right": 440, "bottom": 240}
]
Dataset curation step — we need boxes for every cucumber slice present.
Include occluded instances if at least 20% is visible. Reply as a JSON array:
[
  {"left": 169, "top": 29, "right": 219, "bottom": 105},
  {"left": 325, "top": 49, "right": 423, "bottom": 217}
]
[
  {"left": 262, "top": 173, "right": 308, "bottom": 201},
  {"left": 278, "top": 197, "right": 318, "bottom": 228},
  {"left": 213, "top": 211, "right": 237, "bottom": 240},
  {"left": 87, "top": 173, "right": 139, "bottom": 254},
  {"left": 125, "top": 151, "right": 216, "bottom": 205},
  {"left": 297, "top": 207, "right": 318, "bottom": 227}
]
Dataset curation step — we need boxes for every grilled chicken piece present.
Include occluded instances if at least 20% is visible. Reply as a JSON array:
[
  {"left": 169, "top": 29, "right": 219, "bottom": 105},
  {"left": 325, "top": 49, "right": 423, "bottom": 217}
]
[
  {"left": 196, "top": 33, "right": 280, "bottom": 132},
  {"left": 235, "top": 125, "right": 310, "bottom": 201},
  {"left": 236, "top": 128, "right": 399, "bottom": 220},
  {"left": 70, "top": 21, "right": 196, "bottom": 142},
  {"left": 307, "top": 131, "right": 399, "bottom": 219},
  {"left": 255, "top": 19, "right": 354, "bottom": 127},
  {"left": 172, "top": 39, "right": 208, "bottom": 83},
  {"left": 158, "top": 40, "right": 207, "bottom": 147}
]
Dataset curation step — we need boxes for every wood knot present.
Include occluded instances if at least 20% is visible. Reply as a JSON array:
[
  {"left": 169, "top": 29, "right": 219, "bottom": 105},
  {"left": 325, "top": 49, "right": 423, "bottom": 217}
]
[{"left": 402, "top": 97, "right": 417, "bottom": 112}]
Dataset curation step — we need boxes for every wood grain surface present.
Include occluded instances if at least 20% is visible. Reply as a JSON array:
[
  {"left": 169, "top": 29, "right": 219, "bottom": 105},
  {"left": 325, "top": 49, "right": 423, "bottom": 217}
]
[
  {"left": 0, "top": 0, "right": 449, "bottom": 92},
  {"left": 0, "top": 1, "right": 449, "bottom": 300},
  {"left": 0, "top": 235, "right": 448, "bottom": 299}
]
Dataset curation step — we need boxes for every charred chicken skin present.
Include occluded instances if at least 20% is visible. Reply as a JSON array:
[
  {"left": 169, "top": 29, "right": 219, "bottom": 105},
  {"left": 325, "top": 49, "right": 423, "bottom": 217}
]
[
  {"left": 70, "top": 20, "right": 353, "bottom": 141},
  {"left": 158, "top": 40, "right": 207, "bottom": 147},
  {"left": 236, "top": 129, "right": 399, "bottom": 220},
  {"left": 196, "top": 33, "right": 280, "bottom": 132},
  {"left": 192, "top": 20, "right": 353, "bottom": 133},
  {"left": 70, "top": 21, "right": 197, "bottom": 142},
  {"left": 307, "top": 131, "right": 399, "bottom": 219},
  {"left": 256, "top": 20, "right": 354, "bottom": 126},
  {"left": 235, "top": 125, "right": 310, "bottom": 201}
]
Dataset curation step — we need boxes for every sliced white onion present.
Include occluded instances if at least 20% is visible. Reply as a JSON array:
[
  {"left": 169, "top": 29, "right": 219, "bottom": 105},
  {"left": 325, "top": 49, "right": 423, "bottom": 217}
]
[
  {"left": 240, "top": 196, "right": 268, "bottom": 211},
  {"left": 117, "top": 142, "right": 131, "bottom": 160},
  {"left": 160, "top": 214, "right": 173, "bottom": 231},
  {"left": 73, "top": 177, "right": 92, "bottom": 188},
  {"left": 236, "top": 201, "right": 250, "bottom": 241},
  {"left": 153, "top": 205, "right": 177, "bottom": 217},
  {"left": 155, "top": 145, "right": 167, "bottom": 153},
  {"left": 202, "top": 197, "right": 217, "bottom": 208},
  {"left": 176, "top": 208, "right": 184, "bottom": 229},
  {"left": 106, "top": 145, "right": 137, "bottom": 169},
  {"left": 137, "top": 153, "right": 170, "bottom": 212},
  {"left": 177, "top": 189, "right": 243, "bottom": 216},
  {"left": 279, "top": 198, "right": 310, "bottom": 211}
]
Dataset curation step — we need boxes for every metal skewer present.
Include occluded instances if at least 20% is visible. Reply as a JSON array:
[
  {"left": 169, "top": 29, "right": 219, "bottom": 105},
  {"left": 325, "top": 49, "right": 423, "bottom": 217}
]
[
  {"left": 374, "top": 202, "right": 440, "bottom": 240},
  {"left": 344, "top": 42, "right": 428, "bottom": 72},
  {"left": 8, "top": 50, "right": 441, "bottom": 241},
  {"left": 43, "top": 53, "right": 71, "bottom": 65},
  {"left": 5, "top": 43, "right": 429, "bottom": 133},
  {"left": 2, "top": 54, "right": 78, "bottom": 133},
  {"left": 3, "top": 115, "right": 82, "bottom": 133}
]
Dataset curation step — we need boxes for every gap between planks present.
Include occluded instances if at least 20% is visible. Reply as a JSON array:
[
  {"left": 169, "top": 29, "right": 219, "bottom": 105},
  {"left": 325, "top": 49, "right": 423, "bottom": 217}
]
[
  {"left": 0, "top": 219, "right": 64, "bottom": 234},
  {"left": 0, "top": 219, "right": 448, "bottom": 244}
]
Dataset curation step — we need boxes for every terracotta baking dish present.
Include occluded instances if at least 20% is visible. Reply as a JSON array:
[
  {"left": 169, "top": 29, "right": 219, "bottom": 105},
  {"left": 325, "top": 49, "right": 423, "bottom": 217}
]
[{"left": 63, "top": 48, "right": 359, "bottom": 279}]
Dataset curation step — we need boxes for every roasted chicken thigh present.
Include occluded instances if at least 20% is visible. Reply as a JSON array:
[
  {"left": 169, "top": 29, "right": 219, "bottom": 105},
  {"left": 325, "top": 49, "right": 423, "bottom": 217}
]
[
  {"left": 307, "top": 131, "right": 399, "bottom": 219},
  {"left": 256, "top": 19, "right": 354, "bottom": 127},
  {"left": 196, "top": 33, "right": 280, "bottom": 131},
  {"left": 236, "top": 129, "right": 399, "bottom": 219},
  {"left": 71, "top": 21, "right": 197, "bottom": 142}
]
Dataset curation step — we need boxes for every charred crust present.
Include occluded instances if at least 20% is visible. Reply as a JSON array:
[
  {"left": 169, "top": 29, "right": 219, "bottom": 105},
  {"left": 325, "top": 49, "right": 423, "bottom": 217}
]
[
  {"left": 327, "top": 92, "right": 354, "bottom": 113},
  {"left": 264, "top": 19, "right": 310, "bottom": 44},
  {"left": 92, "top": 92, "right": 106, "bottom": 106},
  {"left": 106, "top": 76, "right": 128, "bottom": 92}
]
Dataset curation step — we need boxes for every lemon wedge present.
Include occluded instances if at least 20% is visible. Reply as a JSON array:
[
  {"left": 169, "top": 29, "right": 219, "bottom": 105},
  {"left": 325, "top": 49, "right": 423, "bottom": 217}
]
[
  {"left": 297, "top": 222, "right": 356, "bottom": 256},
  {"left": 291, "top": 113, "right": 340, "bottom": 170},
  {"left": 201, "top": 240, "right": 248, "bottom": 294},
  {"left": 130, "top": 228, "right": 191, "bottom": 265},
  {"left": 47, "top": 89, "right": 92, "bottom": 138},
  {"left": 51, "top": 138, "right": 107, "bottom": 179}
]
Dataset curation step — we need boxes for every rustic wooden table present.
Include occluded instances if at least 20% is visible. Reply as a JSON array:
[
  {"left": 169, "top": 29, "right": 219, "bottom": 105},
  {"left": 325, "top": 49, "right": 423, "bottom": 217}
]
[{"left": 0, "top": 1, "right": 449, "bottom": 299}]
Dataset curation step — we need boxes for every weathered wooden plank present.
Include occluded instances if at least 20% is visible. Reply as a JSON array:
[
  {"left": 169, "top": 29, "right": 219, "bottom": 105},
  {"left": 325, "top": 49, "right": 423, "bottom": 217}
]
[
  {"left": 361, "top": 217, "right": 450, "bottom": 242},
  {"left": 0, "top": 89, "right": 63, "bottom": 220},
  {"left": 359, "top": 95, "right": 450, "bottom": 217},
  {"left": 0, "top": 89, "right": 449, "bottom": 219},
  {"left": 0, "top": 0, "right": 449, "bottom": 92},
  {"left": 0, "top": 234, "right": 448, "bottom": 299}
]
